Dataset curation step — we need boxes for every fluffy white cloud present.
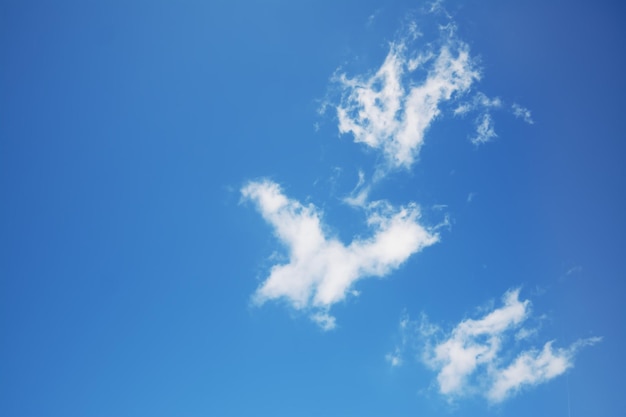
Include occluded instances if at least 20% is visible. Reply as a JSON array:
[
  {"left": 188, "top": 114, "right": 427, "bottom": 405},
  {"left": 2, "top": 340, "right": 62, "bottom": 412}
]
[
  {"left": 426, "top": 289, "right": 528, "bottom": 395},
  {"left": 335, "top": 29, "right": 480, "bottom": 169},
  {"left": 241, "top": 179, "right": 438, "bottom": 329},
  {"left": 388, "top": 289, "right": 601, "bottom": 403},
  {"left": 487, "top": 337, "right": 600, "bottom": 402}
]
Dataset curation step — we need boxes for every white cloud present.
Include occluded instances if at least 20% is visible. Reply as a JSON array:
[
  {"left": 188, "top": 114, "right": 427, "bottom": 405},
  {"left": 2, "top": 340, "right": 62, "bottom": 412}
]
[
  {"left": 454, "top": 92, "right": 502, "bottom": 116},
  {"left": 512, "top": 103, "right": 534, "bottom": 124},
  {"left": 334, "top": 28, "right": 480, "bottom": 170},
  {"left": 241, "top": 179, "right": 439, "bottom": 329},
  {"left": 386, "top": 349, "right": 403, "bottom": 367},
  {"left": 366, "top": 9, "right": 381, "bottom": 27},
  {"left": 471, "top": 113, "right": 497, "bottom": 145},
  {"left": 514, "top": 326, "right": 539, "bottom": 341},
  {"left": 388, "top": 289, "right": 601, "bottom": 403},
  {"left": 565, "top": 265, "right": 582, "bottom": 276},
  {"left": 452, "top": 93, "right": 501, "bottom": 145},
  {"left": 343, "top": 170, "right": 371, "bottom": 208},
  {"left": 426, "top": 289, "right": 529, "bottom": 396},
  {"left": 487, "top": 337, "right": 600, "bottom": 402}
]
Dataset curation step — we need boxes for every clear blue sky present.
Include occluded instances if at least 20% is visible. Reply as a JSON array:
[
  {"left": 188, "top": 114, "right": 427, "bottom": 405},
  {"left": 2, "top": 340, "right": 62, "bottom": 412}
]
[{"left": 1, "top": 1, "right": 624, "bottom": 416}]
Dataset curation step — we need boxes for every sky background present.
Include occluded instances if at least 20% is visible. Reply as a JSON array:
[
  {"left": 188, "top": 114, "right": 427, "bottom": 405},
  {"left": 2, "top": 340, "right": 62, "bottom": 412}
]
[{"left": 1, "top": 1, "right": 625, "bottom": 416}]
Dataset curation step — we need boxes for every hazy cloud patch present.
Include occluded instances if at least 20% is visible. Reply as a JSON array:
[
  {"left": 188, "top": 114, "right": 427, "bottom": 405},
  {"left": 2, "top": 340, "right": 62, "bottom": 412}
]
[{"left": 512, "top": 103, "right": 534, "bottom": 124}]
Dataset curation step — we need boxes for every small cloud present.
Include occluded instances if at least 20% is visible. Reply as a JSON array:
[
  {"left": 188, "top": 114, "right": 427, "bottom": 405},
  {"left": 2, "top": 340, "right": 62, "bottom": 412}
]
[
  {"left": 531, "top": 285, "right": 548, "bottom": 296},
  {"left": 514, "top": 326, "right": 539, "bottom": 341},
  {"left": 466, "top": 192, "right": 476, "bottom": 203},
  {"left": 488, "top": 337, "right": 601, "bottom": 402},
  {"left": 343, "top": 170, "right": 371, "bottom": 208},
  {"left": 311, "top": 311, "right": 337, "bottom": 331},
  {"left": 455, "top": 92, "right": 502, "bottom": 117},
  {"left": 334, "top": 24, "right": 480, "bottom": 171},
  {"left": 389, "top": 289, "right": 601, "bottom": 403},
  {"left": 432, "top": 213, "right": 452, "bottom": 232},
  {"left": 386, "top": 349, "right": 403, "bottom": 367},
  {"left": 475, "top": 93, "right": 502, "bottom": 109},
  {"left": 471, "top": 113, "right": 497, "bottom": 145},
  {"left": 242, "top": 179, "right": 439, "bottom": 329},
  {"left": 512, "top": 103, "right": 534, "bottom": 124},
  {"left": 565, "top": 265, "right": 582, "bottom": 276},
  {"left": 385, "top": 311, "right": 422, "bottom": 368},
  {"left": 367, "top": 9, "right": 381, "bottom": 27},
  {"left": 559, "top": 265, "right": 583, "bottom": 283},
  {"left": 426, "top": 0, "right": 452, "bottom": 19},
  {"left": 425, "top": 289, "right": 530, "bottom": 397}
]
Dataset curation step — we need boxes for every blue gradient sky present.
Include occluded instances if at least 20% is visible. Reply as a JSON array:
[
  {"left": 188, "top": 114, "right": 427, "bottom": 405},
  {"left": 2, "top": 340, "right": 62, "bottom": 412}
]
[{"left": 1, "top": 1, "right": 625, "bottom": 416}]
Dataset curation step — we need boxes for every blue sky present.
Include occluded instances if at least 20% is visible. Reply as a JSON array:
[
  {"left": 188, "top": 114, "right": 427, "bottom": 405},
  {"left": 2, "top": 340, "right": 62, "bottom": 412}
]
[{"left": 1, "top": 1, "right": 625, "bottom": 416}]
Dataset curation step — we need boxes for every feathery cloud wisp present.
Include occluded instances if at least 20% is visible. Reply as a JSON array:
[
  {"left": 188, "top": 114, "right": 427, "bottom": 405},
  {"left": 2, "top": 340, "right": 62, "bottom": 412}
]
[
  {"left": 471, "top": 113, "right": 497, "bottom": 145},
  {"left": 242, "top": 179, "right": 438, "bottom": 329},
  {"left": 512, "top": 103, "right": 534, "bottom": 124},
  {"left": 487, "top": 337, "right": 601, "bottom": 402}
]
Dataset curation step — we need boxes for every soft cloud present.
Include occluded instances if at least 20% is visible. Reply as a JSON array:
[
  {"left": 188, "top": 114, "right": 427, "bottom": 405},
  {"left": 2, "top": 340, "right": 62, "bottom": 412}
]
[
  {"left": 487, "top": 337, "right": 600, "bottom": 402},
  {"left": 427, "top": 289, "right": 529, "bottom": 396},
  {"left": 512, "top": 103, "right": 534, "bottom": 124},
  {"left": 242, "top": 179, "right": 438, "bottom": 329},
  {"left": 453, "top": 93, "right": 502, "bottom": 145},
  {"left": 386, "top": 350, "right": 403, "bottom": 367},
  {"left": 565, "top": 265, "right": 582, "bottom": 276},
  {"left": 471, "top": 113, "right": 497, "bottom": 145},
  {"left": 334, "top": 28, "right": 480, "bottom": 170},
  {"left": 454, "top": 92, "right": 502, "bottom": 116},
  {"left": 388, "top": 289, "right": 601, "bottom": 403}
]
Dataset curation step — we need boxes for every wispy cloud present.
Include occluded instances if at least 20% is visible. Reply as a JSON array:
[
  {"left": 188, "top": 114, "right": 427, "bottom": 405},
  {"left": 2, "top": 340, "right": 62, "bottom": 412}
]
[
  {"left": 426, "top": 289, "right": 528, "bottom": 397},
  {"left": 512, "top": 103, "right": 534, "bottom": 124},
  {"left": 471, "top": 113, "right": 497, "bottom": 145},
  {"left": 454, "top": 92, "right": 502, "bottom": 116},
  {"left": 453, "top": 92, "right": 503, "bottom": 145},
  {"left": 334, "top": 25, "right": 480, "bottom": 170},
  {"left": 487, "top": 337, "right": 601, "bottom": 402},
  {"left": 241, "top": 179, "right": 438, "bottom": 329},
  {"left": 388, "top": 289, "right": 601, "bottom": 403},
  {"left": 366, "top": 9, "right": 381, "bottom": 27},
  {"left": 565, "top": 265, "right": 582, "bottom": 276},
  {"left": 245, "top": 10, "right": 537, "bottom": 337}
]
